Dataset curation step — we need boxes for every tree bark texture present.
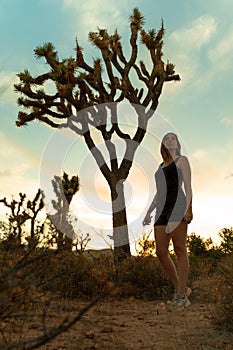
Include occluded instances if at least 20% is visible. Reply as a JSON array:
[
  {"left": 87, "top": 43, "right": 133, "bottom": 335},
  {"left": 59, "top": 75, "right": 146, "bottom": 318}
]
[{"left": 110, "top": 179, "right": 131, "bottom": 262}]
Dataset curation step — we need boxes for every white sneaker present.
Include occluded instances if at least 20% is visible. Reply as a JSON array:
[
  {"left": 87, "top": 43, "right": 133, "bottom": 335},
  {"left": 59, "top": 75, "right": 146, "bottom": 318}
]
[
  {"left": 170, "top": 287, "right": 192, "bottom": 309},
  {"left": 170, "top": 287, "right": 191, "bottom": 302},
  {"left": 173, "top": 294, "right": 191, "bottom": 309}
]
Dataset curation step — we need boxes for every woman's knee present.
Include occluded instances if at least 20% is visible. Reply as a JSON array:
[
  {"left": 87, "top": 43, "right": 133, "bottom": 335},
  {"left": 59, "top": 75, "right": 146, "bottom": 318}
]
[
  {"left": 156, "top": 249, "right": 169, "bottom": 260},
  {"left": 173, "top": 245, "right": 187, "bottom": 256}
]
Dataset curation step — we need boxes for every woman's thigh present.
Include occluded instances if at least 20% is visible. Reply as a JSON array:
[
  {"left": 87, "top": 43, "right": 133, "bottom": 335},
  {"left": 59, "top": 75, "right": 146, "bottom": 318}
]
[
  {"left": 170, "top": 221, "right": 188, "bottom": 253},
  {"left": 154, "top": 226, "right": 171, "bottom": 254}
]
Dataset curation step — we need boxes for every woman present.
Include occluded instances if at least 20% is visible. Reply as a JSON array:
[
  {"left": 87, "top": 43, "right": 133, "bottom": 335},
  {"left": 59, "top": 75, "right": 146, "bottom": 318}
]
[{"left": 143, "top": 132, "right": 193, "bottom": 308}]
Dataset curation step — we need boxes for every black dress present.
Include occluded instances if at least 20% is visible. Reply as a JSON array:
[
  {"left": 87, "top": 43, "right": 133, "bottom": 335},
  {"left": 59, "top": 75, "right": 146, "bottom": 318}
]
[{"left": 154, "top": 157, "right": 186, "bottom": 226}]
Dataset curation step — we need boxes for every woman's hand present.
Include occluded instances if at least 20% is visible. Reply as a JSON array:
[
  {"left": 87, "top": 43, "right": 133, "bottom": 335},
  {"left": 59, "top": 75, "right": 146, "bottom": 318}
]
[
  {"left": 184, "top": 209, "right": 193, "bottom": 224},
  {"left": 143, "top": 213, "right": 152, "bottom": 226}
]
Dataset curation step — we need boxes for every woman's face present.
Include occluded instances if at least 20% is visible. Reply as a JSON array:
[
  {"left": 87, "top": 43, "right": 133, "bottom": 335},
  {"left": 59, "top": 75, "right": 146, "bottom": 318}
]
[{"left": 163, "top": 133, "right": 178, "bottom": 150}]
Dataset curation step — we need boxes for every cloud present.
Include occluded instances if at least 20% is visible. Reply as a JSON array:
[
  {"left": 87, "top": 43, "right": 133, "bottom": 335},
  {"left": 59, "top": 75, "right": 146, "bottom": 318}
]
[
  {"left": 0, "top": 170, "right": 10, "bottom": 177},
  {"left": 221, "top": 116, "right": 233, "bottom": 126},
  {"left": 208, "top": 27, "right": 233, "bottom": 72},
  {"left": 170, "top": 15, "right": 217, "bottom": 51},
  {"left": 191, "top": 149, "right": 209, "bottom": 160},
  {"left": 164, "top": 14, "right": 233, "bottom": 94},
  {"left": 62, "top": 0, "right": 130, "bottom": 38},
  {"left": 190, "top": 141, "right": 233, "bottom": 196},
  {"left": 188, "top": 26, "right": 233, "bottom": 89},
  {"left": 163, "top": 14, "right": 217, "bottom": 95},
  {"left": 225, "top": 173, "right": 233, "bottom": 179},
  {"left": 0, "top": 132, "right": 40, "bottom": 197},
  {"left": 0, "top": 72, "right": 19, "bottom": 106}
]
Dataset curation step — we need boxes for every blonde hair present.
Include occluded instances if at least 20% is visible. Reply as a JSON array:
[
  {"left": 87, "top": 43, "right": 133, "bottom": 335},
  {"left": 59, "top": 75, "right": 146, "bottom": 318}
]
[{"left": 160, "top": 132, "right": 181, "bottom": 162}]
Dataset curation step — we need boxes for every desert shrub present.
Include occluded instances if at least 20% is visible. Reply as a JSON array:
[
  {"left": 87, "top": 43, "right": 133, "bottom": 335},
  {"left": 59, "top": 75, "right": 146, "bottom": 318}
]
[
  {"left": 39, "top": 251, "right": 115, "bottom": 299},
  {"left": 0, "top": 247, "right": 116, "bottom": 349},
  {"left": 136, "top": 231, "right": 156, "bottom": 257},
  {"left": 0, "top": 247, "right": 57, "bottom": 348},
  {"left": 187, "top": 232, "right": 225, "bottom": 279},
  {"left": 219, "top": 227, "right": 233, "bottom": 254},
  {"left": 34, "top": 251, "right": 175, "bottom": 301},
  {"left": 188, "top": 253, "right": 225, "bottom": 283},
  {"left": 214, "top": 254, "right": 233, "bottom": 332},
  {"left": 187, "top": 233, "right": 208, "bottom": 257},
  {"left": 116, "top": 255, "right": 172, "bottom": 300}
]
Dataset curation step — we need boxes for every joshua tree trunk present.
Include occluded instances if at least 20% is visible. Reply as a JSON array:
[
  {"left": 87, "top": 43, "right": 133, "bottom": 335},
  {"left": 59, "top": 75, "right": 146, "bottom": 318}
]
[{"left": 110, "top": 179, "right": 131, "bottom": 262}]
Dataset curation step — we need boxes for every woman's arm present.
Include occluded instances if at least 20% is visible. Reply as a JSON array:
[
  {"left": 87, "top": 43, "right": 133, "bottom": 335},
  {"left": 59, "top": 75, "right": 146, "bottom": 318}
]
[{"left": 179, "top": 156, "right": 193, "bottom": 223}]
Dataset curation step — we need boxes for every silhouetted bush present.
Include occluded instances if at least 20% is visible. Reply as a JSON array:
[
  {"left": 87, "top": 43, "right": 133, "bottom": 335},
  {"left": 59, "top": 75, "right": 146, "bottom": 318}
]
[
  {"left": 34, "top": 251, "right": 172, "bottom": 301},
  {"left": 214, "top": 254, "right": 233, "bottom": 332},
  {"left": 219, "top": 227, "right": 233, "bottom": 254},
  {"left": 116, "top": 255, "right": 172, "bottom": 300},
  {"left": 40, "top": 251, "right": 115, "bottom": 299}
]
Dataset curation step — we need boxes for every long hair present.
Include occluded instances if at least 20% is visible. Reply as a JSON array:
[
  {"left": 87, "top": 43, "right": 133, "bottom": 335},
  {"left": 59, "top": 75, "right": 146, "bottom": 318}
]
[{"left": 160, "top": 132, "right": 181, "bottom": 162}]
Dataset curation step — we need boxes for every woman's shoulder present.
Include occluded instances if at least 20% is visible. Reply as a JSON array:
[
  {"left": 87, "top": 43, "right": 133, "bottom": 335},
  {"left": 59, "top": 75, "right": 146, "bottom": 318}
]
[
  {"left": 178, "top": 155, "right": 189, "bottom": 161},
  {"left": 176, "top": 155, "right": 190, "bottom": 166}
]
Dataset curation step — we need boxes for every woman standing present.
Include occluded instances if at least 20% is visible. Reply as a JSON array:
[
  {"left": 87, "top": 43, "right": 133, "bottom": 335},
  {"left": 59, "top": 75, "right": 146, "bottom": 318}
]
[{"left": 143, "top": 132, "right": 193, "bottom": 308}]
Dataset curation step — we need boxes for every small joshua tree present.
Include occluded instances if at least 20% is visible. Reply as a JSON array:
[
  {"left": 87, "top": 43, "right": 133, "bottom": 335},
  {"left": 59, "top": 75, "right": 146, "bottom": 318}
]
[
  {"left": 0, "top": 189, "right": 44, "bottom": 248},
  {"left": 15, "top": 8, "right": 180, "bottom": 261},
  {"left": 49, "top": 172, "right": 80, "bottom": 251},
  {"left": 0, "top": 193, "right": 29, "bottom": 246}
]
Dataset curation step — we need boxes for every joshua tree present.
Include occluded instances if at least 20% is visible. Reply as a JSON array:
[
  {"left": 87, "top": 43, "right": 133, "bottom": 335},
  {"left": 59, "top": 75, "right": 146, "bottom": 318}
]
[
  {"left": 0, "top": 193, "right": 29, "bottom": 246},
  {"left": 14, "top": 8, "right": 180, "bottom": 261},
  {"left": 26, "top": 189, "right": 44, "bottom": 247},
  {"left": 0, "top": 189, "right": 44, "bottom": 248},
  {"left": 49, "top": 172, "right": 80, "bottom": 251}
]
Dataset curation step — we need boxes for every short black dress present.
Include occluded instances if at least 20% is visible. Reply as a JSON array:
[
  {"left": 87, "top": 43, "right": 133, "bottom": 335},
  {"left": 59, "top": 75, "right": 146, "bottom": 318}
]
[{"left": 154, "top": 157, "right": 186, "bottom": 226}]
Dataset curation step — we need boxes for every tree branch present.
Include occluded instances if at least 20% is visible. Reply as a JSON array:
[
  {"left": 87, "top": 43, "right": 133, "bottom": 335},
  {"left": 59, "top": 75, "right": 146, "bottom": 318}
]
[{"left": 83, "top": 129, "right": 111, "bottom": 181}]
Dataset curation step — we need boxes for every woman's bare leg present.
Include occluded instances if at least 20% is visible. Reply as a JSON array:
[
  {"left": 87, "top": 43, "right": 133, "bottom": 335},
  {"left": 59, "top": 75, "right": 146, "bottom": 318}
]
[
  {"left": 154, "top": 226, "right": 179, "bottom": 291},
  {"left": 170, "top": 221, "right": 189, "bottom": 297}
]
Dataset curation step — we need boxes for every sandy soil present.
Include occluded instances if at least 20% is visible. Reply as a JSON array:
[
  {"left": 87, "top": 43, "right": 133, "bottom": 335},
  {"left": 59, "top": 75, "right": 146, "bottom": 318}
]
[{"left": 4, "top": 294, "right": 233, "bottom": 350}]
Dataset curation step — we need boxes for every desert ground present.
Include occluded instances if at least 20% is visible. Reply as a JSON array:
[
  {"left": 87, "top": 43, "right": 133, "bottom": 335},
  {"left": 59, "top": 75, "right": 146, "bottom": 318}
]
[
  {"left": 40, "top": 299, "right": 233, "bottom": 350},
  {"left": 4, "top": 279, "right": 233, "bottom": 350}
]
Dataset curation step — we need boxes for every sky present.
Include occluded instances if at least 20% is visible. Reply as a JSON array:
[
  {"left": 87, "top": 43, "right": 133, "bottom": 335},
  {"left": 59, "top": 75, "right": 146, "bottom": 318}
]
[{"left": 0, "top": 0, "right": 233, "bottom": 250}]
